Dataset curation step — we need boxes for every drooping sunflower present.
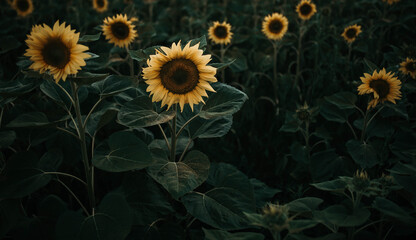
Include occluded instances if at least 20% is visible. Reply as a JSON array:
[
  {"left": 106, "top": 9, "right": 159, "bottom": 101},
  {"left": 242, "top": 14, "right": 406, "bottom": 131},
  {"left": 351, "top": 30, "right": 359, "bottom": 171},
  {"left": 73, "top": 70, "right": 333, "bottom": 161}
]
[
  {"left": 143, "top": 41, "right": 217, "bottom": 112},
  {"left": 24, "top": 21, "right": 90, "bottom": 83},
  {"left": 357, "top": 68, "right": 401, "bottom": 109},
  {"left": 261, "top": 13, "right": 289, "bottom": 41},
  {"left": 296, "top": 0, "right": 317, "bottom": 20},
  {"left": 399, "top": 58, "right": 416, "bottom": 79},
  {"left": 92, "top": 0, "right": 108, "bottom": 13},
  {"left": 341, "top": 24, "right": 362, "bottom": 43},
  {"left": 102, "top": 14, "right": 138, "bottom": 48},
  {"left": 12, "top": 0, "right": 34, "bottom": 17},
  {"left": 382, "top": 0, "right": 400, "bottom": 5},
  {"left": 208, "top": 21, "right": 233, "bottom": 45}
]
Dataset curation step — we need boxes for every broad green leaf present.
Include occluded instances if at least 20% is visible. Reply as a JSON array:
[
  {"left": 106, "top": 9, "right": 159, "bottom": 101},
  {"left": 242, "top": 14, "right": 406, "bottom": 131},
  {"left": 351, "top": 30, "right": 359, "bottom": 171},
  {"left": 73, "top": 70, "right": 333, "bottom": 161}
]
[
  {"left": 0, "top": 131, "right": 16, "bottom": 148},
  {"left": 203, "top": 228, "right": 264, "bottom": 240},
  {"left": 210, "top": 59, "right": 236, "bottom": 71},
  {"left": 0, "top": 78, "right": 41, "bottom": 97},
  {"left": 280, "top": 112, "right": 300, "bottom": 133},
  {"left": 85, "top": 101, "right": 119, "bottom": 136},
  {"left": 55, "top": 210, "right": 84, "bottom": 240},
  {"left": 188, "top": 115, "right": 233, "bottom": 139},
  {"left": 250, "top": 178, "right": 280, "bottom": 208},
  {"left": 189, "top": 35, "right": 207, "bottom": 49},
  {"left": 145, "top": 220, "right": 185, "bottom": 240},
  {"left": 72, "top": 72, "right": 109, "bottom": 86},
  {"left": 287, "top": 197, "right": 323, "bottom": 213},
  {"left": 311, "top": 179, "right": 347, "bottom": 192},
  {"left": 324, "top": 92, "right": 357, "bottom": 109},
  {"left": 0, "top": 199, "right": 22, "bottom": 238},
  {"left": 38, "top": 195, "right": 67, "bottom": 219},
  {"left": 372, "top": 197, "right": 414, "bottom": 223},
  {"left": 320, "top": 100, "right": 354, "bottom": 123},
  {"left": 37, "top": 149, "right": 63, "bottom": 172},
  {"left": 363, "top": 58, "right": 378, "bottom": 72},
  {"left": 289, "top": 219, "right": 318, "bottom": 233},
  {"left": 79, "top": 213, "right": 120, "bottom": 240},
  {"left": 6, "top": 112, "right": 50, "bottom": 127},
  {"left": 346, "top": 140, "right": 378, "bottom": 168},
  {"left": 0, "top": 169, "right": 52, "bottom": 198},
  {"left": 92, "top": 75, "right": 133, "bottom": 96},
  {"left": 128, "top": 49, "right": 147, "bottom": 63},
  {"left": 40, "top": 80, "right": 72, "bottom": 109},
  {"left": 310, "top": 149, "right": 347, "bottom": 182},
  {"left": 322, "top": 205, "right": 370, "bottom": 227},
  {"left": 79, "top": 33, "right": 101, "bottom": 43}
]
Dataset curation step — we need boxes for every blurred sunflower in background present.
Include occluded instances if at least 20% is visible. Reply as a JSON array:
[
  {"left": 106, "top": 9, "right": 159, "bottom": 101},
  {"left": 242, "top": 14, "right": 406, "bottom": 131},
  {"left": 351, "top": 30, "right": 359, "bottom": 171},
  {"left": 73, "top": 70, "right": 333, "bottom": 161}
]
[
  {"left": 143, "top": 41, "right": 217, "bottom": 112},
  {"left": 262, "top": 13, "right": 288, "bottom": 40},
  {"left": 399, "top": 58, "right": 416, "bottom": 79},
  {"left": 12, "top": 0, "right": 33, "bottom": 17},
  {"left": 92, "top": 0, "right": 108, "bottom": 13},
  {"left": 382, "top": 0, "right": 400, "bottom": 5},
  {"left": 102, "top": 14, "right": 138, "bottom": 48},
  {"left": 358, "top": 68, "right": 401, "bottom": 109},
  {"left": 296, "top": 0, "right": 317, "bottom": 20},
  {"left": 341, "top": 24, "right": 362, "bottom": 43},
  {"left": 24, "top": 21, "right": 90, "bottom": 82},
  {"left": 208, "top": 21, "right": 233, "bottom": 45}
]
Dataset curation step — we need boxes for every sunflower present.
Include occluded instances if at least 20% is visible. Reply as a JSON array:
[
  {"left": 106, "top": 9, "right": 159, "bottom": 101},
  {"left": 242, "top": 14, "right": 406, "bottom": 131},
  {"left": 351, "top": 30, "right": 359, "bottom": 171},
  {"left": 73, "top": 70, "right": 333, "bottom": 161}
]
[
  {"left": 92, "top": 0, "right": 108, "bottom": 13},
  {"left": 382, "top": 0, "right": 400, "bottom": 5},
  {"left": 208, "top": 21, "right": 233, "bottom": 45},
  {"left": 24, "top": 21, "right": 90, "bottom": 83},
  {"left": 261, "top": 13, "right": 289, "bottom": 41},
  {"left": 296, "top": 0, "right": 317, "bottom": 20},
  {"left": 143, "top": 41, "right": 217, "bottom": 112},
  {"left": 12, "top": 0, "right": 34, "bottom": 17},
  {"left": 358, "top": 68, "right": 401, "bottom": 109},
  {"left": 102, "top": 14, "right": 138, "bottom": 48},
  {"left": 341, "top": 24, "right": 362, "bottom": 43},
  {"left": 399, "top": 58, "right": 416, "bottom": 79}
]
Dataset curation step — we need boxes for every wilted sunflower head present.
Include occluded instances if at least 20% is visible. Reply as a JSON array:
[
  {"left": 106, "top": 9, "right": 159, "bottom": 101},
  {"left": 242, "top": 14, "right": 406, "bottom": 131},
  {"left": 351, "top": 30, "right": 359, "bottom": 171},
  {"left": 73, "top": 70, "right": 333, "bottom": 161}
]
[
  {"left": 296, "top": 0, "right": 317, "bottom": 20},
  {"left": 399, "top": 58, "right": 416, "bottom": 79},
  {"left": 208, "top": 21, "right": 233, "bottom": 45},
  {"left": 382, "top": 0, "right": 400, "bottom": 5},
  {"left": 357, "top": 68, "right": 402, "bottom": 109},
  {"left": 102, "top": 14, "right": 138, "bottom": 48},
  {"left": 142, "top": 41, "right": 217, "bottom": 112},
  {"left": 12, "top": 0, "right": 34, "bottom": 17},
  {"left": 93, "top": 0, "right": 108, "bottom": 13},
  {"left": 24, "top": 21, "right": 90, "bottom": 82},
  {"left": 341, "top": 24, "right": 362, "bottom": 43},
  {"left": 262, "top": 13, "right": 289, "bottom": 41}
]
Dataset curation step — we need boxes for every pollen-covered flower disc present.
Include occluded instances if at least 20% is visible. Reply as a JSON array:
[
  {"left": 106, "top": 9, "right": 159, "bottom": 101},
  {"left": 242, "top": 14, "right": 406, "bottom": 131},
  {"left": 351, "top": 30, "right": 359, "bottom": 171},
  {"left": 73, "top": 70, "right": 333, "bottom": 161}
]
[
  {"left": 262, "top": 13, "right": 289, "bottom": 40},
  {"left": 102, "top": 14, "right": 138, "bottom": 48},
  {"left": 93, "top": 0, "right": 108, "bottom": 13},
  {"left": 341, "top": 24, "right": 362, "bottom": 43},
  {"left": 208, "top": 21, "right": 233, "bottom": 45},
  {"left": 143, "top": 41, "right": 218, "bottom": 112},
  {"left": 24, "top": 21, "right": 90, "bottom": 82},
  {"left": 399, "top": 58, "right": 416, "bottom": 79},
  {"left": 358, "top": 68, "right": 402, "bottom": 109},
  {"left": 12, "top": 0, "right": 34, "bottom": 17},
  {"left": 296, "top": 0, "right": 317, "bottom": 20}
]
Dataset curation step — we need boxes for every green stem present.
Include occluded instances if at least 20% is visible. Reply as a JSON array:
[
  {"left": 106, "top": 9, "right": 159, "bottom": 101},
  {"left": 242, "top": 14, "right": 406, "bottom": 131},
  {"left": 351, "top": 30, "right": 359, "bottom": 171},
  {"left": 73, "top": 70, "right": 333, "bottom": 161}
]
[
  {"left": 360, "top": 108, "right": 369, "bottom": 142},
  {"left": 272, "top": 40, "right": 278, "bottom": 83},
  {"left": 176, "top": 114, "right": 199, "bottom": 138},
  {"left": 55, "top": 178, "right": 89, "bottom": 216},
  {"left": 83, "top": 97, "right": 104, "bottom": 128},
  {"left": 43, "top": 171, "right": 87, "bottom": 186},
  {"left": 294, "top": 21, "right": 304, "bottom": 92},
  {"left": 158, "top": 124, "right": 171, "bottom": 151},
  {"left": 178, "top": 138, "right": 193, "bottom": 162},
  {"left": 170, "top": 104, "right": 178, "bottom": 162},
  {"left": 220, "top": 44, "right": 226, "bottom": 82}
]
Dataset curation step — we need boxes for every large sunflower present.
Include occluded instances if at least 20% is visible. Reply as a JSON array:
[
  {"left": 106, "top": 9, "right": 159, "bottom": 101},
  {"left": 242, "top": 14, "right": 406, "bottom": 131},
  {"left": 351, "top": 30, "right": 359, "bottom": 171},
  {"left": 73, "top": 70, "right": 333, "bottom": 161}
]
[
  {"left": 399, "top": 58, "right": 416, "bottom": 79},
  {"left": 12, "top": 0, "right": 33, "bottom": 17},
  {"left": 102, "top": 14, "right": 138, "bottom": 48},
  {"left": 341, "top": 24, "right": 362, "bottom": 43},
  {"left": 92, "top": 0, "right": 108, "bottom": 13},
  {"left": 358, "top": 68, "right": 401, "bottom": 109},
  {"left": 262, "top": 13, "right": 289, "bottom": 41},
  {"left": 208, "top": 21, "right": 233, "bottom": 45},
  {"left": 143, "top": 41, "right": 217, "bottom": 112},
  {"left": 24, "top": 21, "right": 90, "bottom": 82},
  {"left": 296, "top": 0, "right": 317, "bottom": 20},
  {"left": 382, "top": 0, "right": 400, "bottom": 5}
]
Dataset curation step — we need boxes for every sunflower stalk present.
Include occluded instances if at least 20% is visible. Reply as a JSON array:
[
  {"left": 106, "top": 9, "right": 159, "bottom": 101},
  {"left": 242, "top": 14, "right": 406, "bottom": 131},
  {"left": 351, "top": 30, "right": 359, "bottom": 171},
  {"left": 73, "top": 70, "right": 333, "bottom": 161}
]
[{"left": 294, "top": 21, "right": 304, "bottom": 98}]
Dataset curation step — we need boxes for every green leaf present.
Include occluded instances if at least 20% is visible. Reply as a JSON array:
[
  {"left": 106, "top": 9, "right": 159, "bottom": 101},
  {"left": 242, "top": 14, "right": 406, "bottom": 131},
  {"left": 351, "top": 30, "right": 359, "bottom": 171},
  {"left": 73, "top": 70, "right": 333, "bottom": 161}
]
[
  {"left": 203, "top": 228, "right": 264, "bottom": 240},
  {"left": 188, "top": 115, "right": 233, "bottom": 139},
  {"left": 85, "top": 101, "right": 119, "bottom": 136},
  {"left": 72, "top": 72, "right": 109, "bottom": 86},
  {"left": 324, "top": 92, "right": 357, "bottom": 109},
  {"left": 55, "top": 210, "right": 84, "bottom": 240},
  {"left": 128, "top": 49, "right": 147, "bottom": 63},
  {"left": 210, "top": 59, "right": 236, "bottom": 71},
  {"left": 0, "top": 78, "right": 41, "bottom": 97},
  {"left": 0, "top": 36, "right": 21, "bottom": 54},
  {"left": 287, "top": 197, "right": 323, "bottom": 213},
  {"left": 79, "top": 213, "right": 120, "bottom": 240},
  {"left": 92, "top": 131, "right": 153, "bottom": 172},
  {"left": 40, "top": 80, "right": 72, "bottom": 109},
  {"left": 199, "top": 82, "right": 248, "bottom": 119},
  {"left": 250, "top": 178, "right": 280, "bottom": 208},
  {"left": 38, "top": 195, "right": 67, "bottom": 219},
  {"left": 289, "top": 219, "right": 318, "bottom": 233},
  {"left": 346, "top": 140, "right": 378, "bottom": 168},
  {"left": 372, "top": 197, "right": 414, "bottom": 223},
  {"left": 147, "top": 150, "right": 210, "bottom": 199},
  {"left": 92, "top": 75, "right": 133, "bottom": 96},
  {"left": 0, "top": 131, "right": 16, "bottom": 148},
  {"left": 189, "top": 35, "right": 207, "bottom": 49},
  {"left": 37, "top": 149, "right": 63, "bottom": 172},
  {"left": 320, "top": 100, "right": 354, "bottom": 123},
  {"left": 0, "top": 169, "right": 52, "bottom": 198},
  {"left": 78, "top": 33, "right": 101, "bottom": 43},
  {"left": 311, "top": 179, "right": 347, "bottom": 192},
  {"left": 322, "top": 205, "right": 370, "bottom": 227},
  {"left": 310, "top": 149, "right": 346, "bottom": 182},
  {"left": 6, "top": 112, "right": 50, "bottom": 128},
  {"left": 0, "top": 199, "right": 23, "bottom": 238},
  {"left": 279, "top": 112, "right": 300, "bottom": 133},
  {"left": 145, "top": 220, "right": 185, "bottom": 240},
  {"left": 363, "top": 58, "right": 378, "bottom": 72}
]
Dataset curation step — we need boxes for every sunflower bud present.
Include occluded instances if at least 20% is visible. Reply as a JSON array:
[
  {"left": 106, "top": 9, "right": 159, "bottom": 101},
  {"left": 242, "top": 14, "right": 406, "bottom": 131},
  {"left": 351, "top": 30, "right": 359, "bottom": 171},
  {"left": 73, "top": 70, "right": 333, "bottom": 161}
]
[
  {"left": 296, "top": 102, "right": 311, "bottom": 122},
  {"left": 262, "top": 203, "right": 290, "bottom": 232},
  {"left": 352, "top": 170, "right": 370, "bottom": 192}
]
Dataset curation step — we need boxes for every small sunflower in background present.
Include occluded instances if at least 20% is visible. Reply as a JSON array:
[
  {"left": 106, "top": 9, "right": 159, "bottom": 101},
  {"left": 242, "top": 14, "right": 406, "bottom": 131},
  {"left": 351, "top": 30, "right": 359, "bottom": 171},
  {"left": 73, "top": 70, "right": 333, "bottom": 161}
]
[
  {"left": 341, "top": 24, "right": 362, "bottom": 43},
  {"left": 208, "top": 21, "right": 233, "bottom": 45},
  {"left": 262, "top": 13, "right": 289, "bottom": 41},
  {"left": 24, "top": 21, "right": 90, "bottom": 82},
  {"left": 12, "top": 0, "right": 34, "bottom": 17},
  {"left": 382, "top": 0, "right": 400, "bottom": 5},
  {"left": 358, "top": 68, "right": 401, "bottom": 109},
  {"left": 102, "top": 14, "right": 138, "bottom": 49},
  {"left": 143, "top": 41, "right": 217, "bottom": 112},
  {"left": 399, "top": 58, "right": 416, "bottom": 79},
  {"left": 296, "top": 0, "right": 317, "bottom": 20},
  {"left": 92, "top": 0, "right": 108, "bottom": 13}
]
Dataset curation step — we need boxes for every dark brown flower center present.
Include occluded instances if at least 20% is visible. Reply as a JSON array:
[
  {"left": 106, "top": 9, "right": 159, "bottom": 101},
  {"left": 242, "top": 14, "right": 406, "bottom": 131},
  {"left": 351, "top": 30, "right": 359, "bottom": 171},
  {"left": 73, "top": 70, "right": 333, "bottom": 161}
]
[
  {"left": 41, "top": 38, "right": 70, "bottom": 69},
  {"left": 16, "top": 0, "right": 29, "bottom": 11},
  {"left": 346, "top": 28, "right": 357, "bottom": 39},
  {"left": 213, "top": 26, "right": 228, "bottom": 39},
  {"left": 299, "top": 3, "right": 312, "bottom": 16},
  {"left": 111, "top": 22, "right": 130, "bottom": 40},
  {"left": 369, "top": 79, "right": 390, "bottom": 99},
  {"left": 96, "top": 0, "right": 105, "bottom": 8},
  {"left": 406, "top": 62, "right": 416, "bottom": 72},
  {"left": 268, "top": 19, "right": 283, "bottom": 34},
  {"left": 160, "top": 58, "right": 199, "bottom": 94}
]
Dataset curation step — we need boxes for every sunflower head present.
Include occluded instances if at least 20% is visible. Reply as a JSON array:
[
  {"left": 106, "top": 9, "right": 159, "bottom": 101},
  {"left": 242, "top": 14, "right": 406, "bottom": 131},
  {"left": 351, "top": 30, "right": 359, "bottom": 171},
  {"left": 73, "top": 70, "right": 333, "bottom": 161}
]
[
  {"left": 357, "top": 68, "right": 402, "bottom": 109},
  {"left": 93, "top": 0, "right": 108, "bottom": 13},
  {"left": 143, "top": 41, "right": 217, "bottom": 112},
  {"left": 296, "top": 0, "right": 317, "bottom": 20},
  {"left": 12, "top": 0, "right": 34, "bottom": 17},
  {"left": 24, "top": 21, "right": 90, "bottom": 83},
  {"left": 382, "top": 0, "right": 400, "bottom": 5},
  {"left": 208, "top": 21, "right": 233, "bottom": 45},
  {"left": 261, "top": 13, "right": 289, "bottom": 41},
  {"left": 341, "top": 24, "right": 362, "bottom": 43},
  {"left": 399, "top": 58, "right": 416, "bottom": 79},
  {"left": 102, "top": 14, "right": 138, "bottom": 49}
]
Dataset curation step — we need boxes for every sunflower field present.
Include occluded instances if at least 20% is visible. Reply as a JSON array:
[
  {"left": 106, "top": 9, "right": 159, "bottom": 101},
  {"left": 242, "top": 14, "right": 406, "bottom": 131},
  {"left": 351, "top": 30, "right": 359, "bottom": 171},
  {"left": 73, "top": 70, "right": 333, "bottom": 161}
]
[{"left": 1, "top": 0, "right": 416, "bottom": 239}]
